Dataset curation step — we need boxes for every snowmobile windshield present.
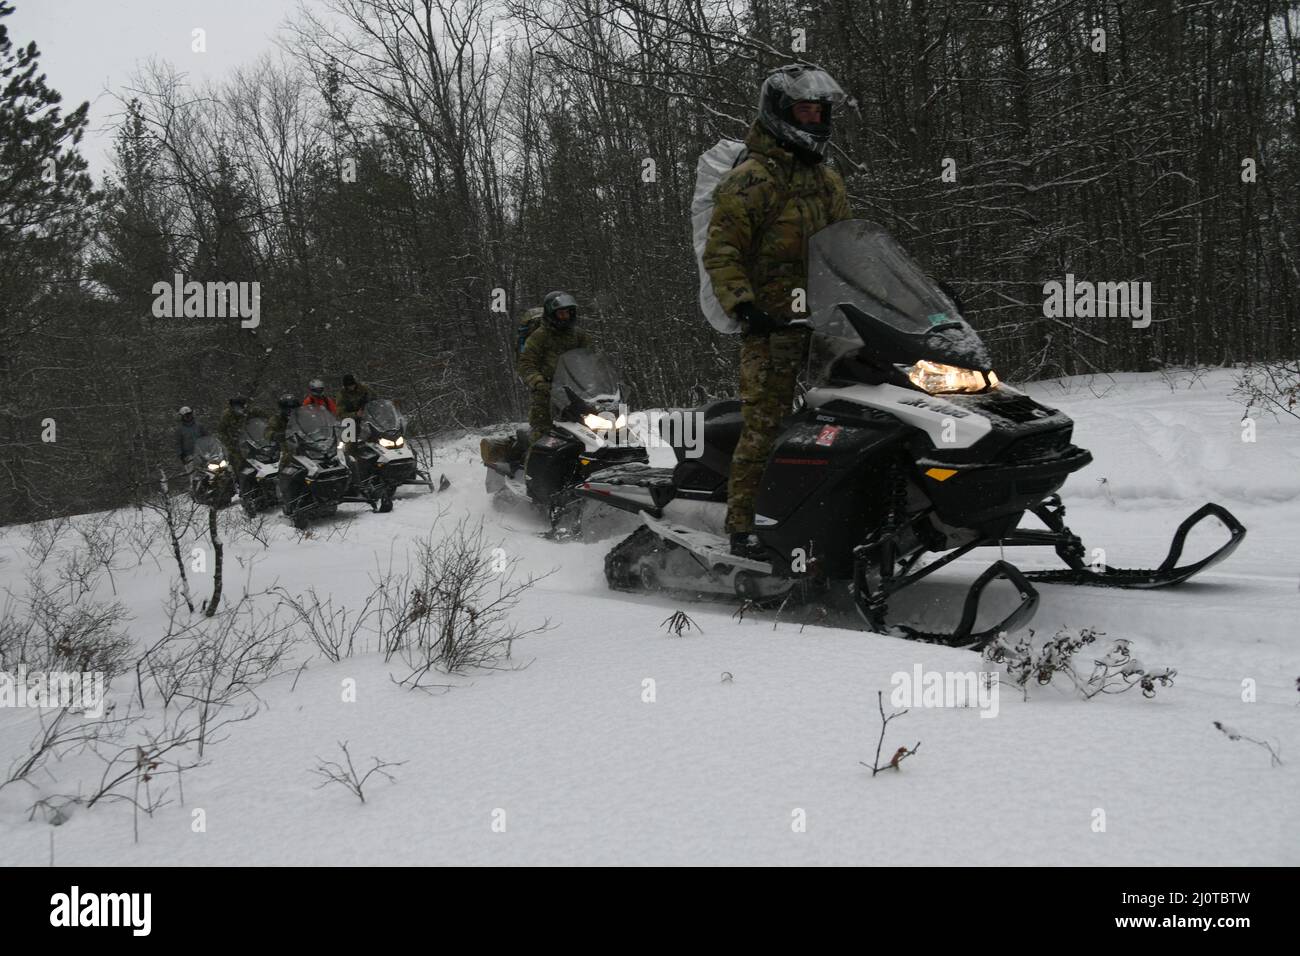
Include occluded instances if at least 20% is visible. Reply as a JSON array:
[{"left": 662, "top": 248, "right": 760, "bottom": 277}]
[
  {"left": 241, "top": 418, "right": 272, "bottom": 446},
  {"left": 288, "top": 406, "right": 339, "bottom": 455},
  {"left": 193, "top": 435, "right": 225, "bottom": 463},
  {"left": 364, "top": 399, "right": 403, "bottom": 435},
  {"left": 806, "top": 220, "right": 992, "bottom": 383},
  {"left": 551, "top": 349, "right": 622, "bottom": 419}
]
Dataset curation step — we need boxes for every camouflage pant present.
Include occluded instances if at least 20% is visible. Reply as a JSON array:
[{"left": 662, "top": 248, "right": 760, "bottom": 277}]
[
  {"left": 527, "top": 394, "right": 551, "bottom": 445},
  {"left": 725, "top": 326, "right": 810, "bottom": 533}
]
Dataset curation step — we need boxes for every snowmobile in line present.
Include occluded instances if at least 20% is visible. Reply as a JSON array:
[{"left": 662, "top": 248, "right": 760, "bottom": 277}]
[
  {"left": 235, "top": 417, "right": 281, "bottom": 517},
  {"left": 190, "top": 435, "right": 235, "bottom": 509},
  {"left": 278, "top": 406, "right": 353, "bottom": 528},
  {"left": 578, "top": 220, "right": 1246, "bottom": 648},
  {"left": 482, "top": 348, "right": 647, "bottom": 534},
  {"left": 343, "top": 398, "right": 420, "bottom": 512}
]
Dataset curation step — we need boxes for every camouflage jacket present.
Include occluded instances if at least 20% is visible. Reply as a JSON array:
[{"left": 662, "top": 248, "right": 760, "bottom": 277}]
[
  {"left": 266, "top": 410, "right": 291, "bottom": 448},
  {"left": 338, "top": 383, "right": 372, "bottom": 420},
  {"left": 702, "top": 122, "right": 852, "bottom": 320},
  {"left": 217, "top": 406, "right": 266, "bottom": 456},
  {"left": 517, "top": 325, "right": 591, "bottom": 393}
]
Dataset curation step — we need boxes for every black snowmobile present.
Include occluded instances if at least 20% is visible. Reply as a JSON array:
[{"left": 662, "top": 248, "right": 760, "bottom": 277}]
[
  {"left": 236, "top": 417, "right": 281, "bottom": 517},
  {"left": 343, "top": 398, "right": 419, "bottom": 512},
  {"left": 579, "top": 220, "right": 1246, "bottom": 648},
  {"left": 278, "top": 405, "right": 352, "bottom": 528},
  {"left": 482, "top": 348, "right": 646, "bottom": 532},
  {"left": 190, "top": 434, "right": 235, "bottom": 508}
]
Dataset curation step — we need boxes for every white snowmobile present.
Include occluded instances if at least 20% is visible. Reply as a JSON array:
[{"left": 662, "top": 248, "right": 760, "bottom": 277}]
[
  {"left": 578, "top": 220, "right": 1246, "bottom": 648},
  {"left": 343, "top": 398, "right": 421, "bottom": 512},
  {"left": 278, "top": 406, "right": 352, "bottom": 528},
  {"left": 483, "top": 348, "right": 646, "bottom": 534},
  {"left": 190, "top": 434, "right": 235, "bottom": 509},
  {"left": 235, "top": 416, "right": 281, "bottom": 517}
]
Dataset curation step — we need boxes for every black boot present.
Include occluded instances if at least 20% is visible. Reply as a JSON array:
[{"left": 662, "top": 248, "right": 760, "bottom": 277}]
[{"left": 729, "top": 532, "right": 765, "bottom": 560}]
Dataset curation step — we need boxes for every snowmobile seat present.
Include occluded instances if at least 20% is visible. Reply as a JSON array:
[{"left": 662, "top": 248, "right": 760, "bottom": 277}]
[{"left": 664, "top": 399, "right": 742, "bottom": 479}]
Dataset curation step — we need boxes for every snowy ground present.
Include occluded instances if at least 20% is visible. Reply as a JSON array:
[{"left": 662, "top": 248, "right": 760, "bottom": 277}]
[{"left": 1, "top": 368, "right": 1296, "bottom": 866}]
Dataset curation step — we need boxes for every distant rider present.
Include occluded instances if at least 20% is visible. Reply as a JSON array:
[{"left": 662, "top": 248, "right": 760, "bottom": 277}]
[
  {"left": 302, "top": 378, "right": 338, "bottom": 415},
  {"left": 517, "top": 291, "right": 590, "bottom": 444},
  {"left": 338, "top": 373, "right": 371, "bottom": 443},
  {"left": 173, "top": 406, "right": 210, "bottom": 471}
]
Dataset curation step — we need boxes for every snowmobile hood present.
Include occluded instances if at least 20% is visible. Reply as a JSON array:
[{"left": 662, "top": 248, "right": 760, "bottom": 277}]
[
  {"left": 551, "top": 348, "right": 623, "bottom": 420},
  {"left": 807, "top": 220, "right": 992, "bottom": 382}
]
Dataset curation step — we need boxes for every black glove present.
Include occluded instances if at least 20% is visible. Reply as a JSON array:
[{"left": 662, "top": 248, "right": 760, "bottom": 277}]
[{"left": 734, "top": 302, "right": 782, "bottom": 336}]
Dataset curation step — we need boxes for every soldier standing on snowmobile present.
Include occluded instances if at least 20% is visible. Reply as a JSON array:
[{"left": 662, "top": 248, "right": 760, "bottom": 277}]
[
  {"left": 268, "top": 392, "right": 302, "bottom": 467},
  {"left": 518, "top": 291, "right": 590, "bottom": 444},
  {"left": 173, "top": 406, "right": 210, "bottom": 471},
  {"left": 338, "top": 373, "right": 371, "bottom": 444},
  {"left": 217, "top": 395, "right": 265, "bottom": 496},
  {"left": 703, "top": 64, "right": 852, "bottom": 558}
]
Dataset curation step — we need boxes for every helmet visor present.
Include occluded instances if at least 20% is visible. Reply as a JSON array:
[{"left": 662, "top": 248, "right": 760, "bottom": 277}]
[{"left": 775, "top": 67, "right": 847, "bottom": 107}]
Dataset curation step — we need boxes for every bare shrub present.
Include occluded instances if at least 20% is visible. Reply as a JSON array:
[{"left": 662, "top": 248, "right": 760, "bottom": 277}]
[
  {"left": 0, "top": 575, "right": 132, "bottom": 679},
  {"left": 275, "top": 585, "right": 379, "bottom": 662},
  {"left": 22, "top": 515, "right": 70, "bottom": 569},
  {"left": 309, "top": 741, "right": 405, "bottom": 804},
  {"left": 377, "top": 518, "right": 551, "bottom": 687},
  {"left": 1234, "top": 360, "right": 1300, "bottom": 422},
  {"left": 3, "top": 704, "right": 134, "bottom": 792}
]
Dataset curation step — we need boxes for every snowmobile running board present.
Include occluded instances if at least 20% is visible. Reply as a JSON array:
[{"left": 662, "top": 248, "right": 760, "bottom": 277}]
[{"left": 641, "top": 514, "right": 773, "bottom": 573}]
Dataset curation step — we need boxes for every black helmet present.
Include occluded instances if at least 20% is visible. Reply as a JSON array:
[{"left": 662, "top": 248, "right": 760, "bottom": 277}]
[
  {"left": 342, "top": 373, "right": 356, "bottom": 388},
  {"left": 229, "top": 395, "right": 248, "bottom": 409},
  {"left": 309, "top": 378, "right": 325, "bottom": 396},
  {"left": 756, "top": 65, "right": 847, "bottom": 160},
  {"left": 543, "top": 291, "right": 578, "bottom": 331},
  {"left": 277, "top": 393, "right": 296, "bottom": 410}
]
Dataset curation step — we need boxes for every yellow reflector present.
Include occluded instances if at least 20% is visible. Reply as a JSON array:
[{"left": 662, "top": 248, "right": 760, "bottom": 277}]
[
  {"left": 579, "top": 457, "right": 591, "bottom": 466},
  {"left": 925, "top": 467, "right": 958, "bottom": 481}
]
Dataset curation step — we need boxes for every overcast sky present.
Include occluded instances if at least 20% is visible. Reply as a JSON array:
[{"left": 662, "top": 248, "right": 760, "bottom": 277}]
[{"left": 10, "top": 0, "right": 303, "bottom": 179}]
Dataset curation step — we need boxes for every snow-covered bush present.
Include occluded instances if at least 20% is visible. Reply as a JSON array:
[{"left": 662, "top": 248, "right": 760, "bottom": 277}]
[
  {"left": 378, "top": 518, "right": 550, "bottom": 685},
  {"left": 1234, "top": 360, "right": 1300, "bottom": 422},
  {"left": 983, "top": 627, "right": 1176, "bottom": 701},
  {"left": 0, "top": 573, "right": 131, "bottom": 679}
]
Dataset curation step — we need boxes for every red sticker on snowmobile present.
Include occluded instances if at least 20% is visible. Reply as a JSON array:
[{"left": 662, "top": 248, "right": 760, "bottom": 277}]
[{"left": 815, "top": 425, "right": 842, "bottom": 447}]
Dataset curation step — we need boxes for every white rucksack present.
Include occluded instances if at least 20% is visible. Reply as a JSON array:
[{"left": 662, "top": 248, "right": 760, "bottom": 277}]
[{"left": 691, "top": 139, "right": 748, "bottom": 334}]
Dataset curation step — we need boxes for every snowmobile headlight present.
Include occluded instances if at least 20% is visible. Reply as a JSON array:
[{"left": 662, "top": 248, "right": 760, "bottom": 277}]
[
  {"left": 207, "top": 462, "right": 221, "bottom": 472},
  {"left": 379, "top": 437, "right": 397, "bottom": 448},
  {"left": 906, "top": 360, "right": 996, "bottom": 394},
  {"left": 583, "top": 413, "right": 614, "bottom": 431}
]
